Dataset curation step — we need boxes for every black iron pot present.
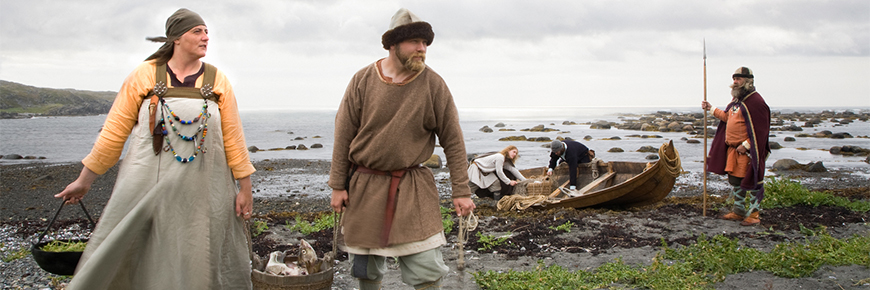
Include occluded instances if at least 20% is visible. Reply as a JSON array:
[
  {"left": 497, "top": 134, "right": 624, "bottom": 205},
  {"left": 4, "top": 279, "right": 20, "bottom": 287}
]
[{"left": 30, "top": 200, "right": 95, "bottom": 276}]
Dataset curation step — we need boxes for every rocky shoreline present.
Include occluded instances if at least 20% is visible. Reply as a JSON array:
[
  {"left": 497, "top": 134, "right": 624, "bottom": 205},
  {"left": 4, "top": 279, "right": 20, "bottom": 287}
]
[{"left": 1, "top": 159, "right": 868, "bottom": 289}]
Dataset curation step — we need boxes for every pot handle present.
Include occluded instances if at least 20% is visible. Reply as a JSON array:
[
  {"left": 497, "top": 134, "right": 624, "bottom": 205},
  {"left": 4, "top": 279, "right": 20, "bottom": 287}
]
[{"left": 33, "top": 199, "right": 96, "bottom": 246}]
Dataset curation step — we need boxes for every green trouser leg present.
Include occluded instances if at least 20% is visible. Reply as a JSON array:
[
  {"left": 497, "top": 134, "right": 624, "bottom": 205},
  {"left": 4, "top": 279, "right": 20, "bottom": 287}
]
[
  {"left": 351, "top": 254, "right": 385, "bottom": 290},
  {"left": 744, "top": 190, "right": 762, "bottom": 217},
  {"left": 351, "top": 248, "right": 447, "bottom": 289}
]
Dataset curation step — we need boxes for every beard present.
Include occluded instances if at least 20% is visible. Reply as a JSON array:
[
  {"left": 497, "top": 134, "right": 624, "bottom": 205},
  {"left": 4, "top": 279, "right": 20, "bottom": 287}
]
[
  {"left": 730, "top": 82, "right": 753, "bottom": 99},
  {"left": 397, "top": 49, "right": 426, "bottom": 71}
]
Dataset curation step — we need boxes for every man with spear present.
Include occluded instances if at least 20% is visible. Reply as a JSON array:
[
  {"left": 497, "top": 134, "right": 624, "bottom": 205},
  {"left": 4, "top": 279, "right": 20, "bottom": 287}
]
[{"left": 702, "top": 66, "right": 771, "bottom": 226}]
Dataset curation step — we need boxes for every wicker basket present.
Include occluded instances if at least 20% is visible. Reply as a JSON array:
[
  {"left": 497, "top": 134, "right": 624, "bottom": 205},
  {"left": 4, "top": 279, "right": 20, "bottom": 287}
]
[
  {"left": 251, "top": 255, "right": 333, "bottom": 290},
  {"left": 525, "top": 177, "right": 552, "bottom": 195}
]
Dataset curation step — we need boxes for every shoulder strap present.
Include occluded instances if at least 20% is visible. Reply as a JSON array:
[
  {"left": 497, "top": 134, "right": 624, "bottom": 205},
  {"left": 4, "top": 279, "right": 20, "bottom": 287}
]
[
  {"left": 146, "top": 62, "right": 219, "bottom": 101},
  {"left": 202, "top": 62, "right": 216, "bottom": 89},
  {"left": 156, "top": 63, "right": 168, "bottom": 85}
]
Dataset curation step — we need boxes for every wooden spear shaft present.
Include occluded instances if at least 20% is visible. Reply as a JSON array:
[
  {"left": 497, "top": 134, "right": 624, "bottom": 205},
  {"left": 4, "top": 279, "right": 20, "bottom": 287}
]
[{"left": 702, "top": 39, "right": 708, "bottom": 217}]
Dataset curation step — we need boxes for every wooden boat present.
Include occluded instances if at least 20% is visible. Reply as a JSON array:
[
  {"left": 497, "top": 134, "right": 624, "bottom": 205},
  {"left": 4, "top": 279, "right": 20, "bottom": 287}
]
[{"left": 510, "top": 140, "right": 681, "bottom": 210}]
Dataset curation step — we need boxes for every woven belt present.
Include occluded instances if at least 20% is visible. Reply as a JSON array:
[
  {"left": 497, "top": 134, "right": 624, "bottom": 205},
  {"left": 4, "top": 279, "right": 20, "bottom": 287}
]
[{"left": 354, "top": 164, "right": 422, "bottom": 247}]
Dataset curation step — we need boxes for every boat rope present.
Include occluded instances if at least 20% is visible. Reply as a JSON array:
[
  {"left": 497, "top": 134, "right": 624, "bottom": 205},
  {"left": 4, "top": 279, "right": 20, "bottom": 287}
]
[
  {"left": 658, "top": 142, "right": 683, "bottom": 177},
  {"left": 456, "top": 211, "right": 478, "bottom": 270}
]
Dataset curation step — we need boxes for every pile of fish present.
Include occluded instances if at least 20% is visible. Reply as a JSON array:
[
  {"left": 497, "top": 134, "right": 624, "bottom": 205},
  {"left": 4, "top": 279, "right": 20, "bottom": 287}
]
[{"left": 264, "top": 239, "right": 321, "bottom": 276}]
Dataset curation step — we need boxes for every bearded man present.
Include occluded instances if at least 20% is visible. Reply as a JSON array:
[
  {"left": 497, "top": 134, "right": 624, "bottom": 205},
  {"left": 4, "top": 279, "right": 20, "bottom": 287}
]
[
  {"left": 702, "top": 67, "right": 771, "bottom": 226},
  {"left": 328, "top": 8, "right": 475, "bottom": 290}
]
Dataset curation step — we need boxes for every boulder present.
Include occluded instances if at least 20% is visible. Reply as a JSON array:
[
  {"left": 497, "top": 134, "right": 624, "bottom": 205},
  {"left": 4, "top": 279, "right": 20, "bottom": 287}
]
[
  {"left": 294, "top": 136, "right": 305, "bottom": 140},
  {"left": 784, "top": 137, "right": 796, "bottom": 142},
  {"left": 640, "top": 123, "right": 657, "bottom": 131},
  {"left": 645, "top": 154, "right": 659, "bottom": 160},
  {"left": 247, "top": 146, "right": 259, "bottom": 152},
  {"left": 499, "top": 136, "right": 527, "bottom": 141},
  {"left": 479, "top": 126, "right": 493, "bottom": 133},
  {"left": 423, "top": 154, "right": 442, "bottom": 168},
  {"left": 769, "top": 142, "right": 782, "bottom": 149},
  {"left": 636, "top": 146, "right": 657, "bottom": 153},
  {"left": 285, "top": 145, "right": 297, "bottom": 150},
  {"left": 772, "top": 159, "right": 801, "bottom": 171},
  {"left": 681, "top": 124, "right": 695, "bottom": 132},
  {"left": 805, "top": 161, "right": 827, "bottom": 172},
  {"left": 590, "top": 121, "right": 612, "bottom": 129},
  {"left": 812, "top": 130, "right": 832, "bottom": 138},
  {"left": 779, "top": 125, "right": 803, "bottom": 131},
  {"left": 830, "top": 132, "right": 853, "bottom": 139},
  {"left": 494, "top": 122, "right": 506, "bottom": 127},
  {"left": 297, "top": 144, "right": 308, "bottom": 150},
  {"left": 686, "top": 139, "right": 701, "bottom": 144},
  {"left": 310, "top": 143, "right": 323, "bottom": 149},
  {"left": 829, "top": 146, "right": 841, "bottom": 154},
  {"left": 608, "top": 147, "right": 624, "bottom": 153},
  {"left": 583, "top": 135, "right": 593, "bottom": 141}
]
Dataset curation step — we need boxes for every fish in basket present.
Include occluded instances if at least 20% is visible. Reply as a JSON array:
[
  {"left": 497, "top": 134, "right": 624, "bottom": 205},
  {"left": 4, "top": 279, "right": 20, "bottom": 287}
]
[{"left": 251, "top": 239, "right": 334, "bottom": 290}]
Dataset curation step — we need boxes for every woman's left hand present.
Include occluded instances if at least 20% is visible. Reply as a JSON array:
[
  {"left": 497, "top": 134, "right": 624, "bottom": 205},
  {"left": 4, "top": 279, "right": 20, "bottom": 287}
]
[
  {"left": 509, "top": 180, "right": 517, "bottom": 186},
  {"left": 235, "top": 176, "right": 253, "bottom": 220}
]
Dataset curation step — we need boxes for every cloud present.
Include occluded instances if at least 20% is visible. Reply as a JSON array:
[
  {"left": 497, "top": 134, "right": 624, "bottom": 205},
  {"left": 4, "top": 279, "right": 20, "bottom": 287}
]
[{"left": 1, "top": 0, "right": 868, "bottom": 110}]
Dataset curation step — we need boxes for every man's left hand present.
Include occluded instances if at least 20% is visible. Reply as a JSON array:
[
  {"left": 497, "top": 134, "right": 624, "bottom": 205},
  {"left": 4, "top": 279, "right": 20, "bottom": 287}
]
[{"left": 453, "top": 197, "right": 476, "bottom": 216}]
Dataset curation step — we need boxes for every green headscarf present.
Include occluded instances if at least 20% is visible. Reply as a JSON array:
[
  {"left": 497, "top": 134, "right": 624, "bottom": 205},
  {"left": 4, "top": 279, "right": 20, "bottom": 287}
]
[{"left": 145, "top": 8, "right": 206, "bottom": 64}]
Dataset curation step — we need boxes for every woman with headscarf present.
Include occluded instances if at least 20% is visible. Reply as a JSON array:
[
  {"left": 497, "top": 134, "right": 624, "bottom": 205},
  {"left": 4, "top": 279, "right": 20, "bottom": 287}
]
[
  {"left": 467, "top": 145, "right": 526, "bottom": 200},
  {"left": 55, "top": 8, "right": 255, "bottom": 289}
]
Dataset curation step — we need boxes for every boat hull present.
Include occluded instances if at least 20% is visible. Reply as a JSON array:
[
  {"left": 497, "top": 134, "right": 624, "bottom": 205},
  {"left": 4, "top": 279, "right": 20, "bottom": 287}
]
[{"left": 518, "top": 140, "right": 680, "bottom": 209}]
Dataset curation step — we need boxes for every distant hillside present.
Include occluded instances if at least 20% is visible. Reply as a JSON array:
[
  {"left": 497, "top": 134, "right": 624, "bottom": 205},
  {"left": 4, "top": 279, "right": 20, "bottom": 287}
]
[{"left": 0, "top": 80, "right": 117, "bottom": 119}]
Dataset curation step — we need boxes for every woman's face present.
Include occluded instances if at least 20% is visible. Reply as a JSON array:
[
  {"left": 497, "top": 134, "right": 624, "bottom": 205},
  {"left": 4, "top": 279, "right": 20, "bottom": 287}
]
[
  {"left": 507, "top": 149, "right": 518, "bottom": 159},
  {"left": 175, "top": 25, "right": 209, "bottom": 59}
]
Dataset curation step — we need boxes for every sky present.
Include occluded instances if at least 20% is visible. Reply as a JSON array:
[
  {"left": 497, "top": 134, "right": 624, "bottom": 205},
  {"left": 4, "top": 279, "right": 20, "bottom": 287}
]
[{"left": 1, "top": 0, "right": 868, "bottom": 111}]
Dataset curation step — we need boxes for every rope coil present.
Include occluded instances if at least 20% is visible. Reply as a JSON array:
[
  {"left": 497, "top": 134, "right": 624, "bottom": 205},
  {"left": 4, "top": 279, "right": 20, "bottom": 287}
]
[{"left": 456, "top": 211, "right": 478, "bottom": 270}]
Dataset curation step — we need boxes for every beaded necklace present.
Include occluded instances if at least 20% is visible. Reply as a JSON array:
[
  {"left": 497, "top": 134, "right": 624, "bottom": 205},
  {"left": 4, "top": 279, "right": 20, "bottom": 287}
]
[{"left": 160, "top": 98, "right": 210, "bottom": 163}]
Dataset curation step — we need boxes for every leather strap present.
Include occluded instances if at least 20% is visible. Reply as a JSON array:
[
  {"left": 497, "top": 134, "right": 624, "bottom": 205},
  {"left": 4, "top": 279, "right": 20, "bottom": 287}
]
[{"left": 354, "top": 164, "right": 422, "bottom": 247}]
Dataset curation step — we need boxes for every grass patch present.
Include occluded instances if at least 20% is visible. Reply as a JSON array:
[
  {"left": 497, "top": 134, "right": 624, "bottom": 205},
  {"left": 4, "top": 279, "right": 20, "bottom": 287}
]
[
  {"left": 441, "top": 206, "right": 455, "bottom": 234},
  {"left": 2, "top": 247, "right": 29, "bottom": 262},
  {"left": 476, "top": 232, "right": 512, "bottom": 252},
  {"left": 473, "top": 230, "right": 869, "bottom": 289},
  {"left": 548, "top": 221, "right": 574, "bottom": 232},
  {"left": 287, "top": 213, "right": 334, "bottom": 235},
  {"left": 251, "top": 220, "right": 269, "bottom": 237},
  {"left": 763, "top": 177, "right": 870, "bottom": 212}
]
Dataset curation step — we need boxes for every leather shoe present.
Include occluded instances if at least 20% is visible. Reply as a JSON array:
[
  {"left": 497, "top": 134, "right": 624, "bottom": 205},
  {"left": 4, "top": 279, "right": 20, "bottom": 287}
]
[
  {"left": 719, "top": 212, "right": 743, "bottom": 221},
  {"left": 740, "top": 212, "right": 760, "bottom": 226}
]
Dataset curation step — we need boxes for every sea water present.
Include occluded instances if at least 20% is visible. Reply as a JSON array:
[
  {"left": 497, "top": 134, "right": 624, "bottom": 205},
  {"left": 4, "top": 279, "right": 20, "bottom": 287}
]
[{"left": 2, "top": 107, "right": 869, "bottom": 176}]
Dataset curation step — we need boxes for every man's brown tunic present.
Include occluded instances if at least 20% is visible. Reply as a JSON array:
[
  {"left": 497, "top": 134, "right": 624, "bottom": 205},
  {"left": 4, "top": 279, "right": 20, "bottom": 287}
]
[{"left": 328, "top": 60, "right": 471, "bottom": 249}]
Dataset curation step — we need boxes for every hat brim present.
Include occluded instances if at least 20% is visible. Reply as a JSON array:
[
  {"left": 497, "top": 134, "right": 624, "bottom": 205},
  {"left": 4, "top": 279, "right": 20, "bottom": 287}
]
[{"left": 382, "top": 21, "right": 434, "bottom": 50}]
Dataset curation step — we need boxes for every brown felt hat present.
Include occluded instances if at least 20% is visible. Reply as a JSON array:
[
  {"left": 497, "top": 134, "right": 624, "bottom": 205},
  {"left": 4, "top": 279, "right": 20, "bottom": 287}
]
[
  {"left": 381, "top": 8, "right": 434, "bottom": 50},
  {"left": 732, "top": 67, "right": 754, "bottom": 79}
]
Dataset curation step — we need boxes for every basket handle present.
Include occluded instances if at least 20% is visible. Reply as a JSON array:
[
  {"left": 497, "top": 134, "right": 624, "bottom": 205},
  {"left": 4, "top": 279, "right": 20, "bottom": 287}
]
[{"left": 33, "top": 199, "right": 96, "bottom": 246}]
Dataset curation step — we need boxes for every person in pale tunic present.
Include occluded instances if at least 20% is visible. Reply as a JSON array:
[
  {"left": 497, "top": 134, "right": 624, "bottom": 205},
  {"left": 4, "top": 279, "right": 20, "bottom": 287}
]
[
  {"left": 55, "top": 8, "right": 255, "bottom": 289},
  {"left": 467, "top": 145, "right": 526, "bottom": 200},
  {"left": 328, "top": 8, "right": 475, "bottom": 290}
]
